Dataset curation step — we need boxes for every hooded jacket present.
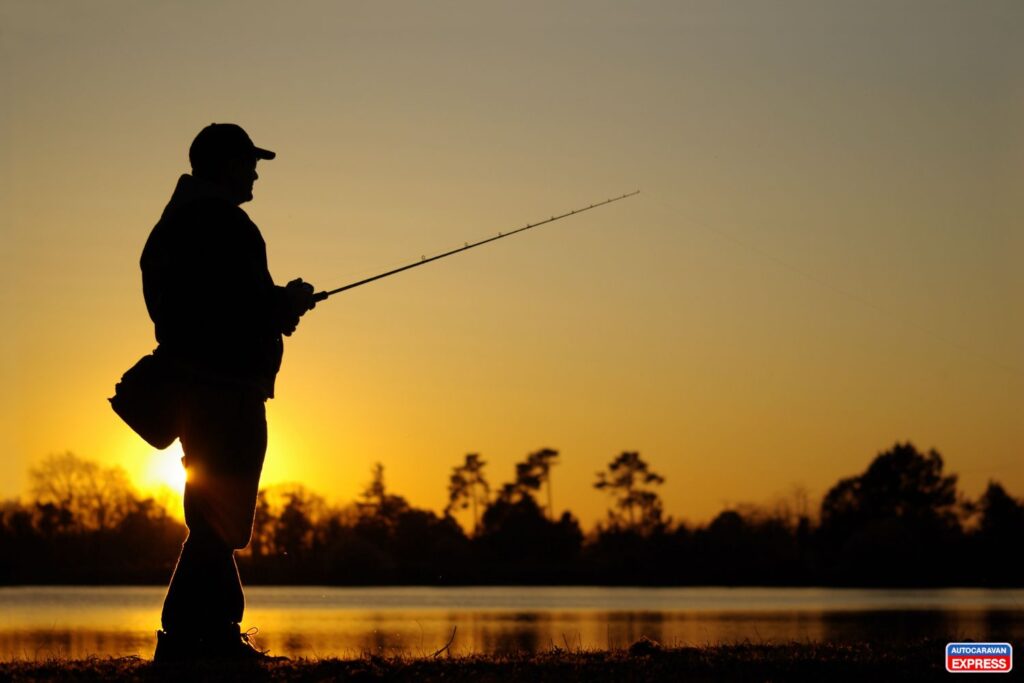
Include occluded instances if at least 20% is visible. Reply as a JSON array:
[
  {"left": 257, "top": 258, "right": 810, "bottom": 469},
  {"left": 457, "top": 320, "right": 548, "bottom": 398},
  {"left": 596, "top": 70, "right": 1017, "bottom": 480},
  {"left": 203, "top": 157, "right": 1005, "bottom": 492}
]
[{"left": 141, "top": 174, "right": 294, "bottom": 398}]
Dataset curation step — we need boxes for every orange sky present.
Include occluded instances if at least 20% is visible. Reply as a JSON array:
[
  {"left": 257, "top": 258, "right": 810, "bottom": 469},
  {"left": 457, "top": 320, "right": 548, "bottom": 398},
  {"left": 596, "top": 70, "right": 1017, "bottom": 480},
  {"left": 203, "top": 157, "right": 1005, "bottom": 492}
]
[{"left": 2, "top": 1, "right": 1021, "bottom": 526}]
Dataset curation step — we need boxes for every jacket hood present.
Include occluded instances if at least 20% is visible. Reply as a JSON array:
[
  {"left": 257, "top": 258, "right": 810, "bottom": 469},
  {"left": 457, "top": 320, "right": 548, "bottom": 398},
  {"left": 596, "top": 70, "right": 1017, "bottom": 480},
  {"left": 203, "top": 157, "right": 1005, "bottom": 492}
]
[{"left": 163, "top": 174, "right": 240, "bottom": 215}]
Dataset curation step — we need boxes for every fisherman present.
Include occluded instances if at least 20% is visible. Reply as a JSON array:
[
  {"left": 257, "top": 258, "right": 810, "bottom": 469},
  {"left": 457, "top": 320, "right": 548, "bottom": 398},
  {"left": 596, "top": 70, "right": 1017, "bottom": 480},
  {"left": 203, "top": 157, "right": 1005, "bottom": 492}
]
[{"left": 142, "top": 123, "right": 315, "bottom": 662}]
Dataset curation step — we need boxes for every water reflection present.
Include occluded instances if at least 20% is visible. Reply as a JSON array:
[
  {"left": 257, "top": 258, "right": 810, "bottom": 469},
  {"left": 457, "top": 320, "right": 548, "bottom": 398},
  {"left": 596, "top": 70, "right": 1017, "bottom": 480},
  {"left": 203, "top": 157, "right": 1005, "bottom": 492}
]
[{"left": 1, "top": 587, "right": 1021, "bottom": 660}]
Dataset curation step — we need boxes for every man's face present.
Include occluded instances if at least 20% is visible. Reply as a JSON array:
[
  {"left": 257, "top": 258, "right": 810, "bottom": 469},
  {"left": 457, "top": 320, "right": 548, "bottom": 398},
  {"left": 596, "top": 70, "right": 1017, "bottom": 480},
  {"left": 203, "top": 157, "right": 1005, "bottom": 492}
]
[
  {"left": 223, "top": 156, "right": 260, "bottom": 204},
  {"left": 214, "top": 155, "right": 259, "bottom": 204}
]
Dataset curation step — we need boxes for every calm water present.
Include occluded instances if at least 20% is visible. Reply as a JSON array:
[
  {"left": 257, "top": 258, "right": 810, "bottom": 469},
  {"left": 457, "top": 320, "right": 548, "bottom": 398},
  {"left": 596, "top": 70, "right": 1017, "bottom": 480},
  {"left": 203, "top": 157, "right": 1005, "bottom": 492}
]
[{"left": 0, "top": 586, "right": 1021, "bottom": 660}]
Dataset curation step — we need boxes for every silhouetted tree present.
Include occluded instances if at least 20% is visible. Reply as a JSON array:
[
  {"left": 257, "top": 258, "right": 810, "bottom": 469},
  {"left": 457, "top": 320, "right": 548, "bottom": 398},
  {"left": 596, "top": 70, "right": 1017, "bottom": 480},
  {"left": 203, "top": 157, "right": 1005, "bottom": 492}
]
[
  {"left": 497, "top": 449, "right": 559, "bottom": 520},
  {"left": 0, "top": 454, "right": 187, "bottom": 583},
  {"left": 247, "top": 490, "right": 274, "bottom": 558},
  {"left": 818, "top": 442, "right": 963, "bottom": 585},
  {"left": 971, "top": 481, "right": 1024, "bottom": 585},
  {"left": 29, "top": 452, "right": 135, "bottom": 532},
  {"left": 111, "top": 496, "right": 186, "bottom": 581},
  {"left": 977, "top": 482, "right": 1024, "bottom": 537},
  {"left": 358, "top": 462, "right": 410, "bottom": 524},
  {"left": 594, "top": 451, "right": 668, "bottom": 535},
  {"left": 478, "top": 494, "right": 583, "bottom": 581},
  {"left": 688, "top": 505, "right": 811, "bottom": 585},
  {"left": 821, "top": 442, "right": 959, "bottom": 529},
  {"left": 389, "top": 507, "right": 472, "bottom": 583},
  {"left": 527, "top": 448, "right": 559, "bottom": 520},
  {"left": 445, "top": 453, "right": 490, "bottom": 534},
  {"left": 766, "top": 485, "right": 814, "bottom": 531},
  {"left": 274, "top": 486, "right": 325, "bottom": 560},
  {"left": 3, "top": 446, "right": 1021, "bottom": 587},
  {"left": 480, "top": 450, "right": 582, "bottom": 580},
  {"left": 34, "top": 502, "right": 74, "bottom": 538}
]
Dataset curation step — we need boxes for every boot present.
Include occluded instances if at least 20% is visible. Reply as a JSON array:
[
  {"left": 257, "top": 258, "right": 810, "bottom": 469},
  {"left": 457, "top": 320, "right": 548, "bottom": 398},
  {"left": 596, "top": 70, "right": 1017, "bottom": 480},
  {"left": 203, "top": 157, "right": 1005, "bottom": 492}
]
[{"left": 153, "top": 625, "right": 286, "bottom": 663}]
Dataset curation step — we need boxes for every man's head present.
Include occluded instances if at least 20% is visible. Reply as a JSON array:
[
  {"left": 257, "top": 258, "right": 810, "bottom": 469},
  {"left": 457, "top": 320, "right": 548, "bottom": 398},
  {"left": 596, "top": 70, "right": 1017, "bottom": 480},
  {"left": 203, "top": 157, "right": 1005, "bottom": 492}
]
[{"left": 189, "top": 123, "right": 275, "bottom": 204}]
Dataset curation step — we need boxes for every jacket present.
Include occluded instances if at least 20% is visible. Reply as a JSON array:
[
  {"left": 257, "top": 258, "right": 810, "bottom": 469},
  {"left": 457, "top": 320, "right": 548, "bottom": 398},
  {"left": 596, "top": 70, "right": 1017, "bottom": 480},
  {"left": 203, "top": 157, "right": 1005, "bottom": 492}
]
[{"left": 140, "top": 174, "right": 293, "bottom": 398}]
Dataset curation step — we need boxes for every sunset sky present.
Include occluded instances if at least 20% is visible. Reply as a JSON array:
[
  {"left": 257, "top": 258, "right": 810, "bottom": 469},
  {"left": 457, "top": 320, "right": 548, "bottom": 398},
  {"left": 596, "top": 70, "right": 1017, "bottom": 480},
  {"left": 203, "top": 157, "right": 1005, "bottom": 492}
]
[{"left": 2, "top": 1, "right": 1021, "bottom": 526}]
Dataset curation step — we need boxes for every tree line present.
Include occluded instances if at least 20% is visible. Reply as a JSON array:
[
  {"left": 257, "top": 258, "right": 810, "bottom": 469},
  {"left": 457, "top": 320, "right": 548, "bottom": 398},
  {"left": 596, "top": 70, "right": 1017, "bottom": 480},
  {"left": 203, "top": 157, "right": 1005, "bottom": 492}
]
[{"left": 0, "top": 443, "right": 1020, "bottom": 586}]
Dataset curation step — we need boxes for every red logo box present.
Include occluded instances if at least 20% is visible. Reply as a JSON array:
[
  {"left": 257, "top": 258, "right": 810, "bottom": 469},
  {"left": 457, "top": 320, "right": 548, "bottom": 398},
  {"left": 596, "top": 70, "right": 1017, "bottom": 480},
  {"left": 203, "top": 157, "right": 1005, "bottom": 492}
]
[{"left": 946, "top": 642, "right": 1013, "bottom": 673}]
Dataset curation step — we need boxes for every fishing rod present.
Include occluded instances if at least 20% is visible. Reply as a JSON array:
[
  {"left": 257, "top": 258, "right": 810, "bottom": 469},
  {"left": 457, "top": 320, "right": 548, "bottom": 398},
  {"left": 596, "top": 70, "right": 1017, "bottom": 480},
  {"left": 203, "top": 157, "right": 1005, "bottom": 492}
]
[{"left": 313, "top": 190, "right": 640, "bottom": 302}]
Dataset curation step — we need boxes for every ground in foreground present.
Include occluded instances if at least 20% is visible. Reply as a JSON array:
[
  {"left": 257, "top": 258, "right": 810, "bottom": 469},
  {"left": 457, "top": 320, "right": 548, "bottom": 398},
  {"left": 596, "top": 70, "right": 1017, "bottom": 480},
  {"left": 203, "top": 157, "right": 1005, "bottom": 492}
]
[{"left": 1, "top": 641, "right": 949, "bottom": 682}]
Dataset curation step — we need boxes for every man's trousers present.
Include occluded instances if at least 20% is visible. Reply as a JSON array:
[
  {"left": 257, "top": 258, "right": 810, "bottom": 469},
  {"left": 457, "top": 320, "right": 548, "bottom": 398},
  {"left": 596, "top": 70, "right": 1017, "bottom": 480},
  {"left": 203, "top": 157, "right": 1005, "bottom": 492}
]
[{"left": 160, "top": 382, "right": 267, "bottom": 636}]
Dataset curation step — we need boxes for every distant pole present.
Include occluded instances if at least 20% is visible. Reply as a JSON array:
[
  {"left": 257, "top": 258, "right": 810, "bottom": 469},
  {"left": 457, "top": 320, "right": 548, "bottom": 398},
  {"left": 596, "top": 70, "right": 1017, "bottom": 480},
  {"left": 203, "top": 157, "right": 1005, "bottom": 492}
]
[
  {"left": 471, "top": 479, "right": 479, "bottom": 535},
  {"left": 547, "top": 470, "right": 554, "bottom": 522}
]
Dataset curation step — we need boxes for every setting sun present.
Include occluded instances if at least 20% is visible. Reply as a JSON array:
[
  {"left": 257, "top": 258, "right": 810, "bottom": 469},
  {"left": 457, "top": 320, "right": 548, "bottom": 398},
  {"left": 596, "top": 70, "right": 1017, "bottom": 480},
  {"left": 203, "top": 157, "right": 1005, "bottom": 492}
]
[
  {"left": 0, "top": 1, "right": 1021, "bottom": 675},
  {"left": 144, "top": 442, "right": 187, "bottom": 496}
]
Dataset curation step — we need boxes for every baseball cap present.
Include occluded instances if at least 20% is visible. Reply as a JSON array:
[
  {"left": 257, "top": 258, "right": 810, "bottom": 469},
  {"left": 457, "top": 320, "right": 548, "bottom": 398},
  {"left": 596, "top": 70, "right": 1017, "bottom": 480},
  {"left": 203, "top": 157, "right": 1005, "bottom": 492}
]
[{"left": 189, "top": 123, "right": 276, "bottom": 169}]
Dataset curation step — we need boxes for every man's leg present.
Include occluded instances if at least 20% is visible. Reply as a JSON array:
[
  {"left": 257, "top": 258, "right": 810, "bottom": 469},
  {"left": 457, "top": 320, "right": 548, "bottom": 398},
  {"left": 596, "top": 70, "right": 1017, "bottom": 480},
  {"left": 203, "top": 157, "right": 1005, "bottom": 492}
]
[
  {"left": 159, "top": 383, "right": 266, "bottom": 649},
  {"left": 159, "top": 507, "right": 246, "bottom": 634}
]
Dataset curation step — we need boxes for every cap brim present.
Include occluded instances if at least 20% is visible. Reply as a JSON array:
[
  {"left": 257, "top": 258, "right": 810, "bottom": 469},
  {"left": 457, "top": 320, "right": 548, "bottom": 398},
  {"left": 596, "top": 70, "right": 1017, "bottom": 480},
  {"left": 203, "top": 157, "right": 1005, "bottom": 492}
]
[{"left": 254, "top": 147, "right": 276, "bottom": 160}]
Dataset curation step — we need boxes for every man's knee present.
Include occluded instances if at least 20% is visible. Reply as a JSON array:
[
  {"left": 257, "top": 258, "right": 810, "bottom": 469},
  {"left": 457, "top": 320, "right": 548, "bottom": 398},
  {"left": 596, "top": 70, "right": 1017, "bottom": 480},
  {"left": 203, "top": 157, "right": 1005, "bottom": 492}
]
[
  {"left": 184, "top": 494, "right": 256, "bottom": 550},
  {"left": 223, "top": 522, "right": 253, "bottom": 550},
  {"left": 183, "top": 467, "right": 261, "bottom": 549},
  {"left": 202, "top": 505, "right": 255, "bottom": 549}
]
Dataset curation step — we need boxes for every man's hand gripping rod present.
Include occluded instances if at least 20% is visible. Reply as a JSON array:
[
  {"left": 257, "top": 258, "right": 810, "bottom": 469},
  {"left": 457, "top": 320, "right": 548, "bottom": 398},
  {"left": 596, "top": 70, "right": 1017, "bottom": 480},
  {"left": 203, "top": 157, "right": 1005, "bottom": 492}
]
[{"left": 313, "top": 190, "right": 640, "bottom": 302}]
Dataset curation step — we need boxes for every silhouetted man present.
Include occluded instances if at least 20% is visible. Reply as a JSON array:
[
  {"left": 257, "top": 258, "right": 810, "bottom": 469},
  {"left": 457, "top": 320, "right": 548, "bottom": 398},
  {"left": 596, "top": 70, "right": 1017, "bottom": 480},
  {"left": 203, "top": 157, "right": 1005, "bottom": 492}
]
[{"left": 142, "top": 123, "right": 315, "bottom": 662}]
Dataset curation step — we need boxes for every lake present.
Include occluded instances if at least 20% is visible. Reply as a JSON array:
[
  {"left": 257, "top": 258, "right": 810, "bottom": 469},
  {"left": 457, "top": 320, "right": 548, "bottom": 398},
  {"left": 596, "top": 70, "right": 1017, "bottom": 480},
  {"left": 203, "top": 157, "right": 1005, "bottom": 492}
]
[{"left": 0, "top": 586, "right": 1020, "bottom": 660}]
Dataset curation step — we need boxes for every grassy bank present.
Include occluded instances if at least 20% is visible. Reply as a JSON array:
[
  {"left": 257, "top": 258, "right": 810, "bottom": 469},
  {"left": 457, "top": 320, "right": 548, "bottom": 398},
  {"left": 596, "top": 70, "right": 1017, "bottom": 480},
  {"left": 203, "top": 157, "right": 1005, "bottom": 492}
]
[{"left": 1, "top": 641, "right": 950, "bottom": 682}]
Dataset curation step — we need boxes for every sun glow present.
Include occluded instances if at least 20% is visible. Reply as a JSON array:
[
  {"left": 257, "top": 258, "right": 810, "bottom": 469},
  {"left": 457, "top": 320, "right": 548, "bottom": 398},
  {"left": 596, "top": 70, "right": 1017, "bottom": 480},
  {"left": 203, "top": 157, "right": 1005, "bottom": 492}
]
[{"left": 144, "top": 442, "right": 187, "bottom": 496}]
